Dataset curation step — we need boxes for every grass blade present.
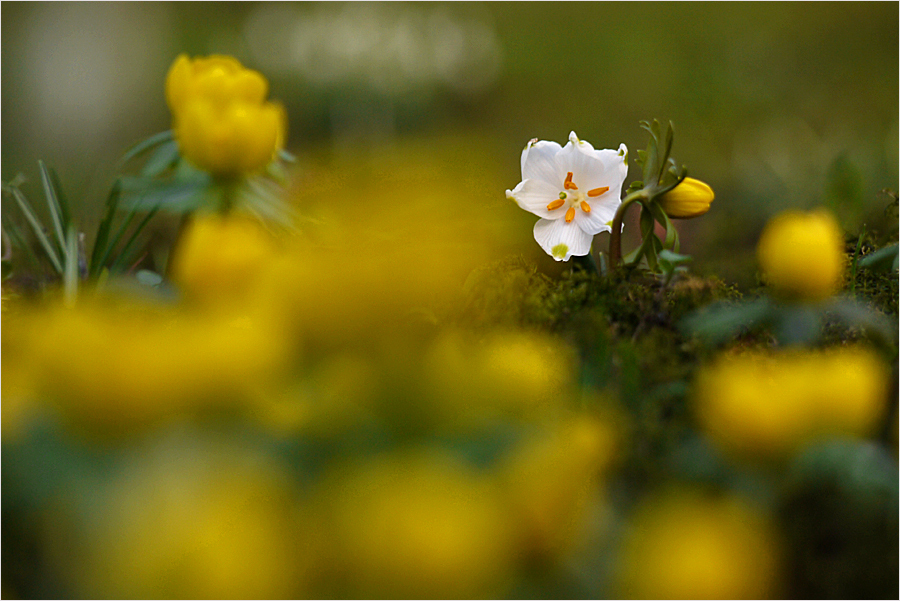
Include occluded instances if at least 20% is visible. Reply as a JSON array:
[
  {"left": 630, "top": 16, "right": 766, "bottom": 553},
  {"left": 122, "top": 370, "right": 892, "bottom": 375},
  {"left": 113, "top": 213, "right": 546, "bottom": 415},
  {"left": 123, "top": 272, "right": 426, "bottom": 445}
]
[
  {"left": 119, "top": 130, "right": 174, "bottom": 167},
  {"left": 38, "top": 160, "right": 68, "bottom": 260},
  {"left": 64, "top": 224, "right": 78, "bottom": 305},
  {"left": 2, "top": 182, "right": 63, "bottom": 273},
  {"left": 2, "top": 213, "right": 42, "bottom": 272},
  {"left": 108, "top": 205, "right": 160, "bottom": 274},
  {"left": 48, "top": 166, "right": 72, "bottom": 228},
  {"left": 95, "top": 206, "right": 138, "bottom": 274},
  {"left": 89, "top": 180, "right": 122, "bottom": 277}
]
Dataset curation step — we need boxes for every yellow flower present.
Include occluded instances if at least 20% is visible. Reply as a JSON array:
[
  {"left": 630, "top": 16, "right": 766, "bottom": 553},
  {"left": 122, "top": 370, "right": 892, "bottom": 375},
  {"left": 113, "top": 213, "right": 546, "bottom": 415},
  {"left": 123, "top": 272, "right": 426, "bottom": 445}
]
[
  {"left": 311, "top": 450, "right": 515, "bottom": 599},
  {"left": 616, "top": 488, "right": 782, "bottom": 599},
  {"left": 49, "top": 440, "right": 305, "bottom": 599},
  {"left": 20, "top": 297, "right": 289, "bottom": 434},
  {"left": 170, "top": 212, "right": 280, "bottom": 307},
  {"left": 165, "top": 54, "right": 286, "bottom": 177},
  {"left": 693, "top": 347, "right": 889, "bottom": 460},
  {"left": 657, "top": 177, "right": 715, "bottom": 219},
  {"left": 497, "top": 413, "right": 617, "bottom": 562},
  {"left": 757, "top": 209, "right": 845, "bottom": 302}
]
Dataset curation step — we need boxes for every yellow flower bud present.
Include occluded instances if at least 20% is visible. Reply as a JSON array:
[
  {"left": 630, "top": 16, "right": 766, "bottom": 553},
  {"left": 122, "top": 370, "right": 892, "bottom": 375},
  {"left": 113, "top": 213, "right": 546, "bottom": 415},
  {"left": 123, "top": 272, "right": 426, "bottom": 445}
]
[
  {"left": 165, "top": 54, "right": 286, "bottom": 178},
  {"left": 757, "top": 209, "right": 845, "bottom": 302},
  {"left": 658, "top": 177, "right": 715, "bottom": 219}
]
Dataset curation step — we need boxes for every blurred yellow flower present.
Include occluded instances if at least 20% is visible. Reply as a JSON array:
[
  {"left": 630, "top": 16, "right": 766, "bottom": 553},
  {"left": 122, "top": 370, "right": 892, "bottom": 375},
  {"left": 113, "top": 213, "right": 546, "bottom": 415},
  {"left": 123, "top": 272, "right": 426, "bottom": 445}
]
[
  {"left": 657, "top": 177, "right": 714, "bottom": 219},
  {"left": 19, "top": 296, "right": 290, "bottom": 434},
  {"left": 422, "top": 330, "right": 577, "bottom": 430},
  {"left": 165, "top": 53, "right": 286, "bottom": 178},
  {"left": 694, "top": 346, "right": 889, "bottom": 459},
  {"left": 616, "top": 488, "right": 782, "bottom": 599},
  {"left": 170, "top": 212, "right": 280, "bottom": 307},
  {"left": 757, "top": 209, "right": 845, "bottom": 302},
  {"left": 51, "top": 440, "right": 305, "bottom": 599},
  {"left": 310, "top": 450, "right": 515, "bottom": 599},
  {"left": 497, "top": 412, "right": 617, "bottom": 562}
]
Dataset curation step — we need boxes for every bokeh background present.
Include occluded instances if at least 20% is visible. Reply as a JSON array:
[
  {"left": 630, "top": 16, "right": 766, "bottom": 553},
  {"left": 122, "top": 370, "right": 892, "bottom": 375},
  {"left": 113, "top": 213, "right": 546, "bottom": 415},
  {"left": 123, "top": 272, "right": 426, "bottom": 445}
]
[{"left": 3, "top": 2, "right": 898, "bottom": 285}]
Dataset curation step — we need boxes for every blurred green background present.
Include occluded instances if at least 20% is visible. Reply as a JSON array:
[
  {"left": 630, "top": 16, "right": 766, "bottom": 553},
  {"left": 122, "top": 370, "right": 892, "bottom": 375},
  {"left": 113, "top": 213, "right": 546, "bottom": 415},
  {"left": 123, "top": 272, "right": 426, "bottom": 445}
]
[{"left": 2, "top": 2, "right": 897, "bottom": 284}]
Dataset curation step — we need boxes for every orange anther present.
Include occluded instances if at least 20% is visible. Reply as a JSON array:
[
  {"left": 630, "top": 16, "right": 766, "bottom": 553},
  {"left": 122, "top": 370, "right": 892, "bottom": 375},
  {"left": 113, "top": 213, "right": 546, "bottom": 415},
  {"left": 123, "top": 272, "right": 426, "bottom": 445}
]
[
  {"left": 564, "top": 172, "right": 578, "bottom": 190},
  {"left": 547, "top": 198, "right": 565, "bottom": 211},
  {"left": 587, "top": 186, "right": 609, "bottom": 197},
  {"left": 580, "top": 200, "right": 591, "bottom": 213},
  {"left": 565, "top": 207, "right": 576, "bottom": 223}
]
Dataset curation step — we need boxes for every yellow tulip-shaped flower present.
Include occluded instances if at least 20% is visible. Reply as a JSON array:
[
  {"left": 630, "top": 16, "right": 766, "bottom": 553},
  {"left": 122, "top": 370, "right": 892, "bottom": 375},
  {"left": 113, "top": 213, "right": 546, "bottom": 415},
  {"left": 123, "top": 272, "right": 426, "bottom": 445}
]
[
  {"left": 165, "top": 54, "right": 286, "bottom": 178},
  {"left": 757, "top": 209, "right": 845, "bottom": 302},
  {"left": 658, "top": 177, "right": 715, "bottom": 219}
]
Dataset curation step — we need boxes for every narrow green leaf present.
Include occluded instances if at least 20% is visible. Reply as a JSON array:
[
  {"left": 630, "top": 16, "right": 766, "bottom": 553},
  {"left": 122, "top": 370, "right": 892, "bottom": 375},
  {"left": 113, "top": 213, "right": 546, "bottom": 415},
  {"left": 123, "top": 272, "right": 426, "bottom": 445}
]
[
  {"left": 661, "top": 121, "right": 675, "bottom": 173},
  {"left": 96, "top": 206, "right": 138, "bottom": 274},
  {"left": 64, "top": 224, "right": 78, "bottom": 305},
  {"left": 119, "top": 130, "right": 174, "bottom": 167},
  {"left": 109, "top": 205, "right": 160, "bottom": 274},
  {"left": 2, "top": 214, "right": 41, "bottom": 272},
  {"left": 2, "top": 182, "right": 63, "bottom": 273},
  {"left": 48, "top": 167, "right": 72, "bottom": 229},
  {"left": 857, "top": 243, "right": 898, "bottom": 272},
  {"left": 140, "top": 140, "right": 180, "bottom": 177},
  {"left": 89, "top": 180, "right": 122, "bottom": 278},
  {"left": 680, "top": 297, "right": 773, "bottom": 345},
  {"left": 38, "top": 160, "right": 67, "bottom": 257}
]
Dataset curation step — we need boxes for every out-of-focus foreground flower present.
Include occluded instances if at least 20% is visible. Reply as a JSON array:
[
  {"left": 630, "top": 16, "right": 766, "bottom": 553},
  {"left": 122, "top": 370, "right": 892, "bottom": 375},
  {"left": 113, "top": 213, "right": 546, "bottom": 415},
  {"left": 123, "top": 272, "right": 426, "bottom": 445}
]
[
  {"left": 165, "top": 54, "right": 286, "bottom": 178},
  {"left": 616, "top": 488, "right": 783, "bottom": 599},
  {"left": 657, "top": 176, "right": 715, "bottom": 219},
  {"left": 757, "top": 209, "right": 845, "bottom": 302},
  {"left": 506, "top": 131, "right": 627, "bottom": 261},
  {"left": 693, "top": 346, "right": 889, "bottom": 459}
]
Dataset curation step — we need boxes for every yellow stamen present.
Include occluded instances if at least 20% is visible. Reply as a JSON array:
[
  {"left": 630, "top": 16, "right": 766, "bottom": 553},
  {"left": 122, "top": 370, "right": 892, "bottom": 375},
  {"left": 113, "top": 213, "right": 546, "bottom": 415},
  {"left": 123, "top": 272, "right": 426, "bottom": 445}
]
[
  {"left": 565, "top": 207, "right": 576, "bottom": 223},
  {"left": 587, "top": 186, "right": 609, "bottom": 197},
  {"left": 547, "top": 198, "right": 565, "bottom": 211},
  {"left": 564, "top": 172, "right": 578, "bottom": 190},
  {"left": 580, "top": 200, "right": 591, "bottom": 213}
]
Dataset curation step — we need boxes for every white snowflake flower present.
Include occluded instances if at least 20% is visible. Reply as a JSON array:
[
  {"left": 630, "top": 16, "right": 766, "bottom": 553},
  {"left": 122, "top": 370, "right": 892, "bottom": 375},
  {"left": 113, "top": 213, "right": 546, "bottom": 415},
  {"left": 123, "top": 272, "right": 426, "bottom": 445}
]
[{"left": 506, "top": 131, "right": 627, "bottom": 261}]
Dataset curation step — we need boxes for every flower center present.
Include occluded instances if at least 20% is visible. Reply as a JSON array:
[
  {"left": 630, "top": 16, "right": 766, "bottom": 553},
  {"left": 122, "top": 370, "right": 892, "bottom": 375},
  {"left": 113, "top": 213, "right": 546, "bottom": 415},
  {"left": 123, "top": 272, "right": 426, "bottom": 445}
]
[{"left": 546, "top": 172, "right": 609, "bottom": 223}]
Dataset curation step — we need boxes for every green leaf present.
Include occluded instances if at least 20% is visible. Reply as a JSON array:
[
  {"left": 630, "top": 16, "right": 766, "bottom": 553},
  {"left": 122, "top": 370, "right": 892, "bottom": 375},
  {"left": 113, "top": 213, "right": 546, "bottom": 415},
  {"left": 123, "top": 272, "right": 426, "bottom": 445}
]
[
  {"left": 857, "top": 244, "right": 898, "bottom": 272},
  {"left": 63, "top": 224, "right": 78, "bottom": 304},
  {"left": 119, "top": 130, "right": 174, "bottom": 166},
  {"left": 2, "top": 181, "right": 63, "bottom": 273},
  {"left": 38, "top": 161, "right": 68, "bottom": 259},
  {"left": 680, "top": 297, "right": 773, "bottom": 345},
  {"left": 89, "top": 180, "right": 122, "bottom": 278},
  {"left": 108, "top": 205, "right": 161, "bottom": 274},
  {"left": 120, "top": 177, "right": 209, "bottom": 213},
  {"left": 661, "top": 121, "right": 675, "bottom": 175},
  {"left": 140, "top": 140, "right": 180, "bottom": 177},
  {"left": 2, "top": 214, "right": 41, "bottom": 273},
  {"left": 774, "top": 305, "right": 822, "bottom": 346},
  {"left": 824, "top": 296, "right": 898, "bottom": 351},
  {"left": 278, "top": 148, "right": 297, "bottom": 163}
]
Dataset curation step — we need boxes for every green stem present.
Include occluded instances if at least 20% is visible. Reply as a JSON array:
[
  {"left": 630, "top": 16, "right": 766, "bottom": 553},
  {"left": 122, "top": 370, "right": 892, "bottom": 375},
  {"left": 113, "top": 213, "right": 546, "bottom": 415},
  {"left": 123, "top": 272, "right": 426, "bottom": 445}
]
[{"left": 608, "top": 190, "right": 648, "bottom": 272}]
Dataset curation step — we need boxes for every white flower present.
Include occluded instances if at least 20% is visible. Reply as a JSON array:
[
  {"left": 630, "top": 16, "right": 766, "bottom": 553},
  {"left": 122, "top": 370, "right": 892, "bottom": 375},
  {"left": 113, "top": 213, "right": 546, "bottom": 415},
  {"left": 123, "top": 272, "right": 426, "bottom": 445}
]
[{"left": 506, "top": 131, "right": 627, "bottom": 261}]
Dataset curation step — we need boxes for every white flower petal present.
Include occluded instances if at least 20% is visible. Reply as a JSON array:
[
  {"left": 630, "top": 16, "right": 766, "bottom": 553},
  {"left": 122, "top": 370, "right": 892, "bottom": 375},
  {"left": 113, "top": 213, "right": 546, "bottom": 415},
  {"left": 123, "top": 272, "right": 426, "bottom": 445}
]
[
  {"left": 555, "top": 140, "right": 612, "bottom": 193},
  {"left": 508, "top": 178, "right": 564, "bottom": 219},
  {"left": 587, "top": 142, "right": 628, "bottom": 183},
  {"left": 533, "top": 217, "right": 593, "bottom": 261},
  {"left": 521, "top": 139, "right": 564, "bottom": 185},
  {"left": 577, "top": 195, "right": 620, "bottom": 235}
]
